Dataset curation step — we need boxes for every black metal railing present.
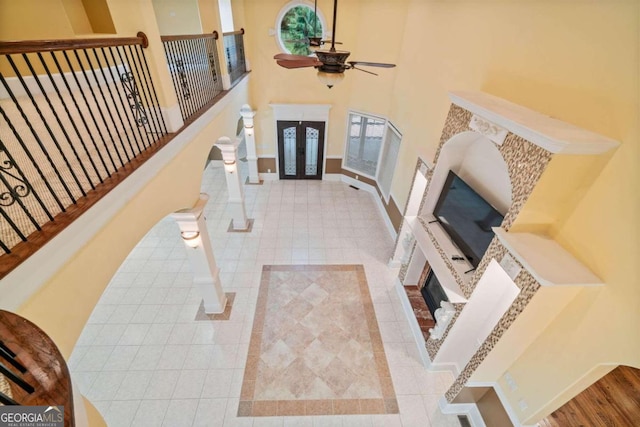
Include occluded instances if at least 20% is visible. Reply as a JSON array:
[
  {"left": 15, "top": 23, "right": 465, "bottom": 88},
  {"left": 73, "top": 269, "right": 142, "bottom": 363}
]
[
  {"left": 0, "top": 32, "right": 167, "bottom": 258},
  {"left": 223, "top": 29, "right": 246, "bottom": 87},
  {"left": 161, "top": 32, "right": 223, "bottom": 122}
]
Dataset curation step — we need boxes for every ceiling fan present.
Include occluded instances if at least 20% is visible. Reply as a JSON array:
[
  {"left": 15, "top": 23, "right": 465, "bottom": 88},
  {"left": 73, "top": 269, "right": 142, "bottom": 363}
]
[{"left": 274, "top": 0, "right": 396, "bottom": 88}]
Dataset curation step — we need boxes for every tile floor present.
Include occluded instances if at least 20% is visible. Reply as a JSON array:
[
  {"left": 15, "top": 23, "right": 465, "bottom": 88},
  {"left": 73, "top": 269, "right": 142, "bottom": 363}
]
[
  {"left": 239, "top": 265, "right": 396, "bottom": 417},
  {"left": 68, "top": 162, "right": 461, "bottom": 426}
]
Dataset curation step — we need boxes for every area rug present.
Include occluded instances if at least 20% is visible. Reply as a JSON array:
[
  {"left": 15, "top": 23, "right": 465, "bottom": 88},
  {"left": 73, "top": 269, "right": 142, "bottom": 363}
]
[{"left": 238, "top": 264, "right": 398, "bottom": 416}]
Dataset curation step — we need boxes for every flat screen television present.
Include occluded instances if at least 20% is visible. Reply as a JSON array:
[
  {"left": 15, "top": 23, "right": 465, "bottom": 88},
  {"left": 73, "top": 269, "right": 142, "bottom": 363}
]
[{"left": 433, "top": 171, "right": 504, "bottom": 268}]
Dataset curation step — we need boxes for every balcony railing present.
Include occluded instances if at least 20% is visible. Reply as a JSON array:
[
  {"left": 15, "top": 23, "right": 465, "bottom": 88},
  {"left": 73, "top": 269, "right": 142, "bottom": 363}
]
[
  {"left": 0, "top": 33, "right": 168, "bottom": 275},
  {"left": 222, "top": 29, "right": 246, "bottom": 87},
  {"left": 161, "top": 32, "right": 224, "bottom": 123}
]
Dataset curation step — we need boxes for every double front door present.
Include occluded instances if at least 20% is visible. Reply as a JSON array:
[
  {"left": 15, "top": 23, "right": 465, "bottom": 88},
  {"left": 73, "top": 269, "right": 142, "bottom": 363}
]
[{"left": 277, "top": 121, "right": 325, "bottom": 180}]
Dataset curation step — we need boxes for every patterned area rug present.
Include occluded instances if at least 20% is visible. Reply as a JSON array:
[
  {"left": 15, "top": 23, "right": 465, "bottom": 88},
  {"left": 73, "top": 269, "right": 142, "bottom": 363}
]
[{"left": 239, "top": 265, "right": 398, "bottom": 417}]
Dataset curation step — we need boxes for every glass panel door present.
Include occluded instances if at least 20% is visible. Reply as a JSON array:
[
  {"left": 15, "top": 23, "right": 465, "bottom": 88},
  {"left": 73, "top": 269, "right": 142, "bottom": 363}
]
[
  {"left": 277, "top": 121, "right": 324, "bottom": 179},
  {"left": 283, "top": 126, "right": 297, "bottom": 176},
  {"left": 305, "top": 127, "right": 319, "bottom": 176}
]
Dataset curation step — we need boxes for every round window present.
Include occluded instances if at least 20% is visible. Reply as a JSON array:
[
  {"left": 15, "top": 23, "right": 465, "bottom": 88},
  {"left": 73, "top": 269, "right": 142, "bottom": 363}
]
[{"left": 276, "top": 2, "right": 325, "bottom": 56}]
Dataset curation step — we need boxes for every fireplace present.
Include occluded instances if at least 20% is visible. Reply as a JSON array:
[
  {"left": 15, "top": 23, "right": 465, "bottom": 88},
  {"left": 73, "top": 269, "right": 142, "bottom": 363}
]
[{"left": 421, "top": 269, "right": 449, "bottom": 318}]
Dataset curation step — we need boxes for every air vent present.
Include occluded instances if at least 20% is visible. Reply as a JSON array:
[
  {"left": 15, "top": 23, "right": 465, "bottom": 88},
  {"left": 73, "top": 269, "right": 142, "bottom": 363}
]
[{"left": 458, "top": 415, "right": 472, "bottom": 427}]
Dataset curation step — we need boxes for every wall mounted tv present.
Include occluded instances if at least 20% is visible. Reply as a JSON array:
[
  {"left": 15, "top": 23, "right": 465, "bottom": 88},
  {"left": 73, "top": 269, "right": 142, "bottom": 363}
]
[{"left": 433, "top": 171, "right": 504, "bottom": 268}]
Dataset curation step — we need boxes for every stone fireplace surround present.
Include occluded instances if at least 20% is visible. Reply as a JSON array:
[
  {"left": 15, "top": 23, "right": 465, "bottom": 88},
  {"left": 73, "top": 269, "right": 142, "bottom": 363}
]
[{"left": 391, "top": 91, "right": 619, "bottom": 422}]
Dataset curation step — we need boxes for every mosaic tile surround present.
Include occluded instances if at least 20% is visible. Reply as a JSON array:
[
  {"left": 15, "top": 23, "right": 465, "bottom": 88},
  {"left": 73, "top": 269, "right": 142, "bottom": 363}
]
[
  {"left": 238, "top": 265, "right": 398, "bottom": 417},
  {"left": 394, "top": 103, "right": 552, "bottom": 401}
]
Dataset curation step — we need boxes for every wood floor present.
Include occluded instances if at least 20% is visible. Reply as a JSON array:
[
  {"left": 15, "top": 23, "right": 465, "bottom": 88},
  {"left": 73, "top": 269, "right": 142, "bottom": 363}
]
[{"left": 539, "top": 365, "right": 640, "bottom": 426}]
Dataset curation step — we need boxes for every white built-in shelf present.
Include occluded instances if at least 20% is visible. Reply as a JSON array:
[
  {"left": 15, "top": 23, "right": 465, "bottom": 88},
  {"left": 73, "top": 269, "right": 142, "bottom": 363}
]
[
  {"left": 493, "top": 228, "right": 604, "bottom": 287},
  {"left": 405, "top": 216, "right": 468, "bottom": 303},
  {"left": 449, "top": 91, "right": 620, "bottom": 155}
]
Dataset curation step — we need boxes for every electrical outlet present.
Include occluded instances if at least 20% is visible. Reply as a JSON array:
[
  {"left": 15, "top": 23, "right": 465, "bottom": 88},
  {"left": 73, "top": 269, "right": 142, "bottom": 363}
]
[
  {"left": 505, "top": 372, "right": 518, "bottom": 391},
  {"left": 356, "top": 175, "right": 359, "bottom": 180},
  {"left": 518, "top": 399, "right": 528, "bottom": 411},
  {"left": 268, "top": 169, "right": 271, "bottom": 173}
]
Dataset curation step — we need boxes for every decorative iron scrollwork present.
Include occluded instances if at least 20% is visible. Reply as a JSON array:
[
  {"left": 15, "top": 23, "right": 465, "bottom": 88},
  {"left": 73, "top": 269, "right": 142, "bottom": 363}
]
[
  {"left": 175, "top": 59, "right": 191, "bottom": 100},
  {"left": 120, "top": 72, "right": 149, "bottom": 127},
  {"left": 0, "top": 147, "right": 32, "bottom": 208},
  {"left": 207, "top": 53, "right": 218, "bottom": 83},
  {"left": 226, "top": 47, "right": 233, "bottom": 73}
]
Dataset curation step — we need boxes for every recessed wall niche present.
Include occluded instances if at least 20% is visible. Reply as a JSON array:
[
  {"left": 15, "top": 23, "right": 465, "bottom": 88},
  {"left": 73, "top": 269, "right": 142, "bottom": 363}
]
[{"left": 419, "top": 130, "right": 512, "bottom": 221}]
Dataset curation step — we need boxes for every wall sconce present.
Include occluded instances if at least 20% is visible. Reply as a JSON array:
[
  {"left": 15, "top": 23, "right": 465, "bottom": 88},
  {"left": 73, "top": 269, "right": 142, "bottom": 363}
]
[
  {"left": 224, "top": 160, "right": 236, "bottom": 173},
  {"left": 180, "top": 230, "right": 201, "bottom": 248},
  {"left": 244, "top": 124, "right": 254, "bottom": 136}
]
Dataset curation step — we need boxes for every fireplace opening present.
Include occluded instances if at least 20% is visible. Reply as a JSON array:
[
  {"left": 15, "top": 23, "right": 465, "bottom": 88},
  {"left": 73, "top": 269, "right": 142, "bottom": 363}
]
[{"left": 421, "top": 269, "right": 449, "bottom": 318}]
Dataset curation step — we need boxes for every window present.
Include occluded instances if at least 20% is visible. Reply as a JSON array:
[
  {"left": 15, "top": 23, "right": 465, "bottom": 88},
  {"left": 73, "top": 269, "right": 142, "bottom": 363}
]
[
  {"left": 344, "top": 113, "right": 385, "bottom": 177},
  {"left": 344, "top": 112, "right": 402, "bottom": 202},
  {"left": 276, "top": 2, "right": 325, "bottom": 56},
  {"left": 377, "top": 124, "right": 402, "bottom": 202},
  {"left": 218, "top": 0, "right": 235, "bottom": 33}
]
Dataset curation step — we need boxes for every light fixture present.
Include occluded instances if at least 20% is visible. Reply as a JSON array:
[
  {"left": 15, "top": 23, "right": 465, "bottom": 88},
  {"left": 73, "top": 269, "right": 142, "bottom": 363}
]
[
  {"left": 317, "top": 70, "right": 344, "bottom": 89},
  {"left": 180, "top": 231, "right": 201, "bottom": 248}
]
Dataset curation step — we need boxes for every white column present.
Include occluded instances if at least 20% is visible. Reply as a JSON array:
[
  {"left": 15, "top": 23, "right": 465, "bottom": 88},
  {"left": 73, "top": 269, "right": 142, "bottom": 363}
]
[
  {"left": 240, "top": 104, "right": 260, "bottom": 184},
  {"left": 390, "top": 223, "right": 416, "bottom": 267},
  {"left": 215, "top": 136, "right": 249, "bottom": 230},
  {"left": 172, "top": 194, "right": 227, "bottom": 313}
]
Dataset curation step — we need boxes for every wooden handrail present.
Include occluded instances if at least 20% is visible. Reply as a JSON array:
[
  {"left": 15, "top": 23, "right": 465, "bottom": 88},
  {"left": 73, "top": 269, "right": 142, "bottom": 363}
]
[
  {"left": 0, "top": 311, "right": 75, "bottom": 425},
  {"left": 222, "top": 28, "right": 245, "bottom": 36},
  {"left": 0, "top": 31, "right": 148, "bottom": 55},
  {"left": 160, "top": 32, "right": 219, "bottom": 42}
]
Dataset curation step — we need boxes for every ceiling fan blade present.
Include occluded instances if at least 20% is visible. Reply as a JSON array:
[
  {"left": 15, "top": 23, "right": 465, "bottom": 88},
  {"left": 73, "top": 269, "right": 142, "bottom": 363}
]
[
  {"left": 276, "top": 59, "right": 321, "bottom": 69},
  {"left": 274, "top": 53, "right": 314, "bottom": 61},
  {"left": 348, "top": 61, "right": 396, "bottom": 68},
  {"left": 349, "top": 66, "right": 378, "bottom": 76}
]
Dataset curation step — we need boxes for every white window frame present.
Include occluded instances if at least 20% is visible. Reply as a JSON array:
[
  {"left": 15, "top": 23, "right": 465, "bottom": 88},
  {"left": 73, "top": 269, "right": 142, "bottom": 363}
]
[
  {"left": 342, "top": 110, "right": 402, "bottom": 203},
  {"left": 275, "top": 0, "right": 328, "bottom": 55},
  {"left": 376, "top": 121, "right": 402, "bottom": 203},
  {"left": 342, "top": 110, "right": 387, "bottom": 180}
]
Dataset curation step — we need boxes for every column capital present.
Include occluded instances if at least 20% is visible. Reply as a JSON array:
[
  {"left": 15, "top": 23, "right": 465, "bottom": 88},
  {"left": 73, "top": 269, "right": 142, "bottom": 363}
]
[
  {"left": 240, "top": 104, "right": 256, "bottom": 120},
  {"left": 171, "top": 193, "right": 209, "bottom": 226},
  {"left": 214, "top": 136, "right": 240, "bottom": 163}
]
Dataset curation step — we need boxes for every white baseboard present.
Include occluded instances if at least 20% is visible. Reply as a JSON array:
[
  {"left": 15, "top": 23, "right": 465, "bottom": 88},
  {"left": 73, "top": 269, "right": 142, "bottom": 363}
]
[
  {"left": 323, "top": 173, "right": 342, "bottom": 181},
  {"left": 341, "top": 175, "right": 397, "bottom": 240},
  {"left": 394, "top": 279, "right": 432, "bottom": 368},
  {"left": 259, "top": 173, "right": 278, "bottom": 181},
  {"left": 430, "top": 360, "right": 461, "bottom": 376}
]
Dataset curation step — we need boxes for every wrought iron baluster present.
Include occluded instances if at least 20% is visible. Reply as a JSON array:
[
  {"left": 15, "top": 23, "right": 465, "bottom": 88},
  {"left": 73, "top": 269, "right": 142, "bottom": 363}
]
[{"left": 119, "top": 71, "right": 148, "bottom": 128}]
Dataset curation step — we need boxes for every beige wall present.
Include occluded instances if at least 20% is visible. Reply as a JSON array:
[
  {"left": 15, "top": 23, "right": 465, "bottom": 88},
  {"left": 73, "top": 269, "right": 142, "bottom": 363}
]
[
  {"left": 385, "top": 1, "right": 638, "bottom": 423},
  {"left": 18, "top": 81, "right": 250, "bottom": 358},
  {"left": 62, "top": 0, "right": 93, "bottom": 35},
  {"left": 0, "top": 0, "right": 76, "bottom": 40},
  {"left": 3, "top": 0, "right": 639, "bottom": 423},
  {"left": 82, "top": 0, "right": 116, "bottom": 33},
  {"left": 152, "top": 0, "right": 203, "bottom": 35},
  {"left": 242, "top": 0, "right": 404, "bottom": 164},
  {"left": 248, "top": 0, "right": 639, "bottom": 422}
]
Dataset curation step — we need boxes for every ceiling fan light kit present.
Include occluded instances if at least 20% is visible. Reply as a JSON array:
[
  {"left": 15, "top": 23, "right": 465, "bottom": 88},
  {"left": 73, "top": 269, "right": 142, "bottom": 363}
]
[
  {"left": 317, "top": 70, "right": 345, "bottom": 88},
  {"left": 274, "top": 0, "right": 396, "bottom": 88}
]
